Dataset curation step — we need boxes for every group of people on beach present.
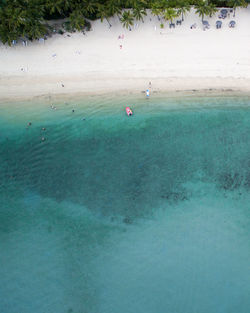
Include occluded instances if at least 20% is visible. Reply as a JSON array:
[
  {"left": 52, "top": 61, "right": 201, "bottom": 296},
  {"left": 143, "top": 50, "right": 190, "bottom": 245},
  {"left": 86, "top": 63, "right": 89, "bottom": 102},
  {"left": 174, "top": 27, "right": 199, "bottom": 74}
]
[{"left": 118, "top": 34, "right": 124, "bottom": 49}]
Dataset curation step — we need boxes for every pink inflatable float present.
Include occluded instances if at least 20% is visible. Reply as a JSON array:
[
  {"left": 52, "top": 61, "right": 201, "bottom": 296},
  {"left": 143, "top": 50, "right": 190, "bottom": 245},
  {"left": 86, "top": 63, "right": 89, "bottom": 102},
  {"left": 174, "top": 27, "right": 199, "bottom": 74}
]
[{"left": 126, "top": 107, "right": 133, "bottom": 116}]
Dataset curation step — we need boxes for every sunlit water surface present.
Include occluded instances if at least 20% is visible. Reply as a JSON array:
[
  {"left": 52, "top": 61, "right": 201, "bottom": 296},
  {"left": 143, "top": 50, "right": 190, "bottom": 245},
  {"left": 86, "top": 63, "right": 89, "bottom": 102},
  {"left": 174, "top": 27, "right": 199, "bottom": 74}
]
[{"left": 0, "top": 95, "right": 250, "bottom": 313}]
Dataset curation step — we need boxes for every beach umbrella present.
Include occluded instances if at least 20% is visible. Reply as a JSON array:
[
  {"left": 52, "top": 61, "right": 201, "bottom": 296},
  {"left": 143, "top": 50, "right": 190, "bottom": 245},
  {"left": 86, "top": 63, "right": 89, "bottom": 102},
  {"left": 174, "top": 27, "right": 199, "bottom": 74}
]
[
  {"left": 221, "top": 9, "right": 228, "bottom": 15},
  {"left": 216, "top": 20, "right": 222, "bottom": 28},
  {"left": 202, "top": 20, "right": 209, "bottom": 25},
  {"left": 229, "top": 20, "right": 236, "bottom": 27}
]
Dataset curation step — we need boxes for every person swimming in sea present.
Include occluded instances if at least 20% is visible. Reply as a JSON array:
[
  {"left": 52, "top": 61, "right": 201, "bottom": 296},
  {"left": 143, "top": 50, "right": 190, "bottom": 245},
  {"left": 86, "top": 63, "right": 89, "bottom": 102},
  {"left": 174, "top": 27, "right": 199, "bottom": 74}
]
[{"left": 26, "top": 122, "right": 32, "bottom": 129}]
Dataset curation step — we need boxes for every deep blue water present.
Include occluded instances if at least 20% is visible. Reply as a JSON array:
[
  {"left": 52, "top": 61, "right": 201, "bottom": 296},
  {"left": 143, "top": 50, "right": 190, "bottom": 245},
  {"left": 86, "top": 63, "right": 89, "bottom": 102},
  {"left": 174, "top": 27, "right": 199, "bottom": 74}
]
[{"left": 0, "top": 95, "right": 250, "bottom": 313}]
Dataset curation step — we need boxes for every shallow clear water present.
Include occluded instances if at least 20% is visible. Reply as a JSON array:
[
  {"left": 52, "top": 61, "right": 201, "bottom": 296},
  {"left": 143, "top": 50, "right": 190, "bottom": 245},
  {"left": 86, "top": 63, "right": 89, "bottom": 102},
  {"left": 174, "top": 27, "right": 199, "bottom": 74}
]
[{"left": 0, "top": 95, "right": 250, "bottom": 313}]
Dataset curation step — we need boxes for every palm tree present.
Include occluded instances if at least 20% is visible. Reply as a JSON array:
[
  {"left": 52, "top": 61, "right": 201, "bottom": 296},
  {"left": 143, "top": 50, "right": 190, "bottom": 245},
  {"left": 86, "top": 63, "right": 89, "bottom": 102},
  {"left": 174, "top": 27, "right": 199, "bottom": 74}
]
[
  {"left": 23, "top": 5, "right": 47, "bottom": 40},
  {"left": 163, "top": 8, "right": 180, "bottom": 25},
  {"left": 0, "top": 0, "right": 47, "bottom": 44},
  {"left": 125, "top": 0, "right": 148, "bottom": 8},
  {"left": 97, "top": 4, "right": 112, "bottom": 28},
  {"left": 45, "top": 0, "right": 70, "bottom": 15},
  {"left": 0, "top": 4, "right": 22, "bottom": 45},
  {"left": 24, "top": 21, "right": 47, "bottom": 41},
  {"left": 151, "top": 3, "right": 162, "bottom": 21},
  {"left": 82, "top": 0, "right": 98, "bottom": 15},
  {"left": 195, "top": 1, "right": 210, "bottom": 22},
  {"left": 228, "top": 0, "right": 247, "bottom": 17},
  {"left": 106, "top": 0, "right": 122, "bottom": 19},
  {"left": 120, "top": 11, "right": 134, "bottom": 30},
  {"left": 69, "top": 10, "right": 86, "bottom": 31},
  {"left": 207, "top": 3, "right": 217, "bottom": 18},
  {"left": 132, "top": 6, "right": 147, "bottom": 22},
  {"left": 176, "top": 0, "right": 191, "bottom": 21}
]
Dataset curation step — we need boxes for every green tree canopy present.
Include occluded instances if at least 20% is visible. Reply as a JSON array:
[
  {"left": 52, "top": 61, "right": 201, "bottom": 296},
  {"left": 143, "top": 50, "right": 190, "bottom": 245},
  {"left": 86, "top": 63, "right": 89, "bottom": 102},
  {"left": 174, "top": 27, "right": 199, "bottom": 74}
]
[
  {"left": 132, "top": 5, "right": 147, "bottom": 22},
  {"left": 69, "top": 9, "right": 85, "bottom": 31},
  {"left": 0, "top": 0, "right": 46, "bottom": 45},
  {"left": 0, "top": 0, "right": 249, "bottom": 45},
  {"left": 163, "top": 7, "right": 180, "bottom": 23},
  {"left": 195, "top": 0, "right": 210, "bottom": 21},
  {"left": 120, "top": 10, "right": 134, "bottom": 29},
  {"left": 228, "top": 0, "right": 247, "bottom": 17},
  {"left": 176, "top": 0, "right": 191, "bottom": 21},
  {"left": 96, "top": 3, "right": 112, "bottom": 27}
]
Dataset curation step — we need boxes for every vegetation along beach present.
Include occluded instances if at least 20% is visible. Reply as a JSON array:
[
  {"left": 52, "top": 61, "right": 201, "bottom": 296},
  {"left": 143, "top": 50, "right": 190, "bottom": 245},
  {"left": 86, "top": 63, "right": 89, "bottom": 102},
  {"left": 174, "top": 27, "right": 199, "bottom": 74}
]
[{"left": 0, "top": 1, "right": 250, "bottom": 313}]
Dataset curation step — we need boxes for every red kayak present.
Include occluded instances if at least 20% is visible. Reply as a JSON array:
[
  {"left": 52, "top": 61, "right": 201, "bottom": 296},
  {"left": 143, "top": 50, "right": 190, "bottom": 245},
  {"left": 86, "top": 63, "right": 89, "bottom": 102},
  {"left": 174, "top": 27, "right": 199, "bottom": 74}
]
[{"left": 126, "top": 107, "right": 133, "bottom": 116}]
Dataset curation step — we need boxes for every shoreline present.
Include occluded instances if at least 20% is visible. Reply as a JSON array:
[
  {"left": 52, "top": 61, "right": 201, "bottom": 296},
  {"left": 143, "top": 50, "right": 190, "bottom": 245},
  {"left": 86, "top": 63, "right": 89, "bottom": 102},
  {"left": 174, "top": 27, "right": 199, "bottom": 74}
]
[{"left": 1, "top": 76, "right": 250, "bottom": 102}]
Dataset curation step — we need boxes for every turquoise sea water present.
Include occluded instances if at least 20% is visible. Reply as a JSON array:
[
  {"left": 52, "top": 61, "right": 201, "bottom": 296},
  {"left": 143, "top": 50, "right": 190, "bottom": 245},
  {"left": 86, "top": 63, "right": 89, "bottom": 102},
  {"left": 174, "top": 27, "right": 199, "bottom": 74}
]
[{"left": 0, "top": 95, "right": 250, "bottom": 313}]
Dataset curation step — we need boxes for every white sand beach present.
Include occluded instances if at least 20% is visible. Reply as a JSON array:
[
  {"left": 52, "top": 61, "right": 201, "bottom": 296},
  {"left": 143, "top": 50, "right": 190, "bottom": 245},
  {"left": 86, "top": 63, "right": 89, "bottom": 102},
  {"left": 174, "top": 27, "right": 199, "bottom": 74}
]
[{"left": 1, "top": 7, "right": 250, "bottom": 100}]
